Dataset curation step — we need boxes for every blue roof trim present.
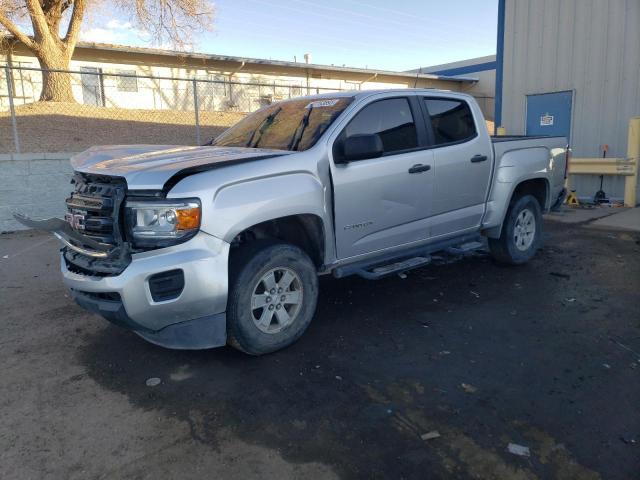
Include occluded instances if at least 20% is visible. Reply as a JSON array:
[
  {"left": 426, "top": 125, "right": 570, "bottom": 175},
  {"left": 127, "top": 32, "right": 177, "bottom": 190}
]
[
  {"left": 429, "top": 61, "right": 497, "bottom": 77},
  {"left": 494, "top": 0, "right": 505, "bottom": 133}
]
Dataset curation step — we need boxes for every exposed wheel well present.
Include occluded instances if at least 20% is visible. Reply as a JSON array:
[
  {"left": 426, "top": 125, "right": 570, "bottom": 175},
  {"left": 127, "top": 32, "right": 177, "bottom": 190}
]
[
  {"left": 512, "top": 178, "right": 549, "bottom": 211},
  {"left": 231, "top": 214, "right": 325, "bottom": 268}
]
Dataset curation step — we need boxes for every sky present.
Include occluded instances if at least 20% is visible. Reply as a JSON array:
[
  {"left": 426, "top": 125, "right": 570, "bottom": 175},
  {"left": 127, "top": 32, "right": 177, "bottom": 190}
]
[{"left": 80, "top": 0, "right": 499, "bottom": 72}]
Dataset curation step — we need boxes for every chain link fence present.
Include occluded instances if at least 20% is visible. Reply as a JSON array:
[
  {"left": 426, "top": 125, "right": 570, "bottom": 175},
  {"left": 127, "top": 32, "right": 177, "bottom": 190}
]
[{"left": 0, "top": 65, "right": 347, "bottom": 153}]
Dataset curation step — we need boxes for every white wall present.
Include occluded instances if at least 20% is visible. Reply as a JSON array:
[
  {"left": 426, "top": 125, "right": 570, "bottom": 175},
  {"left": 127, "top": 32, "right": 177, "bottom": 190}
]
[
  {"left": 1, "top": 55, "right": 408, "bottom": 113},
  {"left": 0, "top": 153, "right": 74, "bottom": 232}
]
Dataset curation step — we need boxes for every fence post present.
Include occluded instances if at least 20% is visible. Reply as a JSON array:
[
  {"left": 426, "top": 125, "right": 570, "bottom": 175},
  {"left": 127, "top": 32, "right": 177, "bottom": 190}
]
[
  {"left": 192, "top": 78, "right": 201, "bottom": 145},
  {"left": 5, "top": 65, "right": 20, "bottom": 153}
]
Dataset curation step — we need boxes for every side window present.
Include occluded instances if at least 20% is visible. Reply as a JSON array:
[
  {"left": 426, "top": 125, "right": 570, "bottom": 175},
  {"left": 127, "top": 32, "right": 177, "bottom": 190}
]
[
  {"left": 117, "top": 70, "right": 138, "bottom": 92},
  {"left": 424, "top": 98, "right": 476, "bottom": 145},
  {"left": 344, "top": 98, "right": 418, "bottom": 154}
]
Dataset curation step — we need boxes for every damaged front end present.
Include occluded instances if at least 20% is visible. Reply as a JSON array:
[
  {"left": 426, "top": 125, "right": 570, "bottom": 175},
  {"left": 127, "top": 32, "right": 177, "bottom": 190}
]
[
  {"left": 14, "top": 171, "right": 230, "bottom": 350},
  {"left": 15, "top": 173, "right": 132, "bottom": 276}
]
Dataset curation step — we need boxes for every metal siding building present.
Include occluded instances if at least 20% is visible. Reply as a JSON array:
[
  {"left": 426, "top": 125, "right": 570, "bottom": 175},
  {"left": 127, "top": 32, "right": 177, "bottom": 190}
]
[{"left": 498, "top": 0, "right": 640, "bottom": 202}]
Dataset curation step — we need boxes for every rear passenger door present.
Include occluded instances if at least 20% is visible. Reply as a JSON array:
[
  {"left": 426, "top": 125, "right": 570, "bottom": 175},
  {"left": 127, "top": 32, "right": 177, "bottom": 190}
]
[
  {"left": 422, "top": 97, "right": 493, "bottom": 237},
  {"left": 330, "top": 96, "right": 434, "bottom": 259}
]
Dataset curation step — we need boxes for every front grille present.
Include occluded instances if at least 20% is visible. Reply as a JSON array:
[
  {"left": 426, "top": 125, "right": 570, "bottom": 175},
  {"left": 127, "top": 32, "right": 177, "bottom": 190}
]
[
  {"left": 63, "top": 173, "right": 131, "bottom": 277},
  {"left": 65, "top": 173, "right": 126, "bottom": 247}
]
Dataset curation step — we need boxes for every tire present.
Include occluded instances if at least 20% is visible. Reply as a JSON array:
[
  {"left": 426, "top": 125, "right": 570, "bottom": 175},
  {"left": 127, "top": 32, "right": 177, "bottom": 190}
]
[
  {"left": 488, "top": 194, "right": 543, "bottom": 265},
  {"left": 227, "top": 240, "right": 319, "bottom": 355}
]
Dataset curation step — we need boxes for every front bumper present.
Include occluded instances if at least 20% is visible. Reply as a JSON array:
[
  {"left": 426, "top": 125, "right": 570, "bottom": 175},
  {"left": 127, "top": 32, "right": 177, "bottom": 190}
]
[{"left": 62, "top": 232, "right": 230, "bottom": 349}]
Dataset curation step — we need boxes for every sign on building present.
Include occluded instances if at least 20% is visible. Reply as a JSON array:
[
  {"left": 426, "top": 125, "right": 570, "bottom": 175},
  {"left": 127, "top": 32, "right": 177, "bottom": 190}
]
[{"left": 540, "top": 114, "right": 554, "bottom": 126}]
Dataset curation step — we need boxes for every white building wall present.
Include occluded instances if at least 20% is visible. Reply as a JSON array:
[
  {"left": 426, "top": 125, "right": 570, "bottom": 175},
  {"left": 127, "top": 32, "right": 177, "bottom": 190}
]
[
  {"left": 501, "top": 0, "right": 640, "bottom": 201},
  {"left": 1, "top": 55, "right": 407, "bottom": 113}
]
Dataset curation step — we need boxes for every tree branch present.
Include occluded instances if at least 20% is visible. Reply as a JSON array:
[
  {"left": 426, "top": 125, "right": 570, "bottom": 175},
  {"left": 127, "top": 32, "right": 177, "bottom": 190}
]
[
  {"left": 63, "top": 0, "right": 86, "bottom": 49},
  {"left": 24, "top": 0, "right": 49, "bottom": 40},
  {"left": 0, "top": 14, "right": 36, "bottom": 50}
]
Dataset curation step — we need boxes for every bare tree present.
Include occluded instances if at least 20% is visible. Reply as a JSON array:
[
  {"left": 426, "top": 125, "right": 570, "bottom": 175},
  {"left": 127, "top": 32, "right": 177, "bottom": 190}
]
[{"left": 0, "top": 0, "right": 214, "bottom": 102}]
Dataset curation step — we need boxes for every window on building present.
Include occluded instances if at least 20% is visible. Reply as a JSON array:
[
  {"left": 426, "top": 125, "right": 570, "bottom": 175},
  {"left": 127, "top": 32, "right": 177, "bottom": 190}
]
[
  {"left": 117, "top": 70, "right": 138, "bottom": 92},
  {"left": 424, "top": 98, "right": 476, "bottom": 145},
  {"left": 344, "top": 98, "right": 418, "bottom": 154}
]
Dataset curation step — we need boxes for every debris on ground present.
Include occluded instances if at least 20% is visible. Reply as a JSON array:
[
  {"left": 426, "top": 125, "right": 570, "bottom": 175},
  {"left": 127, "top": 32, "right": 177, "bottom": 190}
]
[
  {"left": 461, "top": 383, "right": 477, "bottom": 393},
  {"left": 507, "top": 443, "right": 531, "bottom": 457},
  {"left": 565, "top": 297, "right": 576, "bottom": 303},
  {"left": 335, "top": 375, "right": 343, "bottom": 381},
  {"left": 549, "top": 271, "right": 571, "bottom": 279},
  {"left": 145, "top": 377, "right": 161, "bottom": 387},
  {"left": 603, "top": 363, "right": 611, "bottom": 369},
  {"left": 470, "top": 291, "right": 480, "bottom": 298},
  {"left": 420, "top": 431, "right": 441, "bottom": 441},
  {"left": 619, "top": 436, "right": 636, "bottom": 445}
]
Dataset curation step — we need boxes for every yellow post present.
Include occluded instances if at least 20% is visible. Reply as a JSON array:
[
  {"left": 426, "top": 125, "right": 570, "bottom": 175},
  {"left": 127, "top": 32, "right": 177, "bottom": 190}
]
[
  {"left": 625, "top": 117, "right": 640, "bottom": 207},
  {"left": 497, "top": 126, "right": 506, "bottom": 136}
]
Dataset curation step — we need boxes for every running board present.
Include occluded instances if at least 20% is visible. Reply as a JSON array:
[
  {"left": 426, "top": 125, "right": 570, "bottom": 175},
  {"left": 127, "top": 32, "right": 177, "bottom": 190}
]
[
  {"left": 333, "top": 233, "right": 485, "bottom": 280},
  {"left": 446, "top": 241, "right": 485, "bottom": 255},
  {"left": 358, "top": 256, "right": 431, "bottom": 280}
]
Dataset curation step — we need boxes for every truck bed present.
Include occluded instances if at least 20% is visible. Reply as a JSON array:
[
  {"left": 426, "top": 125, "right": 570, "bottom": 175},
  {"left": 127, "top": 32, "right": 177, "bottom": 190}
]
[
  {"left": 491, "top": 135, "right": 568, "bottom": 163},
  {"left": 491, "top": 135, "right": 565, "bottom": 142}
]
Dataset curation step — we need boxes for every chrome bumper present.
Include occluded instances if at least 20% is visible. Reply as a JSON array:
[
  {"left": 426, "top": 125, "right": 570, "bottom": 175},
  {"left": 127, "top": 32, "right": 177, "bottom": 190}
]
[{"left": 62, "top": 232, "right": 230, "bottom": 348}]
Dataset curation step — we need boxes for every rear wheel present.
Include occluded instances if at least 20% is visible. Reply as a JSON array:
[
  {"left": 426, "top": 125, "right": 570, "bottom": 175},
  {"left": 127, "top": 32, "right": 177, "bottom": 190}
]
[
  {"left": 489, "top": 194, "right": 542, "bottom": 265},
  {"left": 227, "top": 241, "right": 319, "bottom": 355}
]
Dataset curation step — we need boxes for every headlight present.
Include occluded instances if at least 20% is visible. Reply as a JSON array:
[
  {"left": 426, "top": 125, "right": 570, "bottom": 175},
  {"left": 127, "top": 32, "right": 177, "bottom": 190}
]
[{"left": 125, "top": 199, "right": 201, "bottom": 248}]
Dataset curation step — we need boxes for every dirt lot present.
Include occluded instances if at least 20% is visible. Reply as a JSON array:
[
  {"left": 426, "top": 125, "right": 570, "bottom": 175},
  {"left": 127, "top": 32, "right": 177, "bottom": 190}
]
[
  {"left": 0, "top": 220, "right": 638, "bottom": 479},
  {"left": 0, "top": 102, "right": 245, "bottom": 153}
]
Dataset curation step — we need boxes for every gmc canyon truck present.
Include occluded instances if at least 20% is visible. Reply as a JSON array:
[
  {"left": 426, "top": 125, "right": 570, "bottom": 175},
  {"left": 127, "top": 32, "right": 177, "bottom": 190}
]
[{"left": 17, "top": 89, "right": 568, "bottom": 355}]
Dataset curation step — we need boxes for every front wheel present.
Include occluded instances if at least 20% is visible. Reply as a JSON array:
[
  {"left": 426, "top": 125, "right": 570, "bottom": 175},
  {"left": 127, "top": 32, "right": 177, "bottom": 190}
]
[
  {"left": 227, "top": 241, "right": 319, "bottom": 355},
  {"left": 488, "top": 194, "right": 543, "bottom": 265}
]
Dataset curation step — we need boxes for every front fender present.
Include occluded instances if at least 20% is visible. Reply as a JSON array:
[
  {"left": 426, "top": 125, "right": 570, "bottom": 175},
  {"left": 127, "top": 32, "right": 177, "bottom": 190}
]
[{"left": 168, "top": 170, "right": 327, "bottom": 242}]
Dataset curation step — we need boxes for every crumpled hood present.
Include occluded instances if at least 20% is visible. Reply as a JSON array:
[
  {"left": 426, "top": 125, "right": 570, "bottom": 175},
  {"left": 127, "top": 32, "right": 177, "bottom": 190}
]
[{"left": 70, "top": 145, "right": 291, "bottom": 190}]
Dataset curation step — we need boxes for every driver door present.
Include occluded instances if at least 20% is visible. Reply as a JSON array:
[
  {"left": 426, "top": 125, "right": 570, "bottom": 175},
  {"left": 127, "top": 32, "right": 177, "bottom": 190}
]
[{"left": 330, "top": 96, "right": 434, "bottom": 259}]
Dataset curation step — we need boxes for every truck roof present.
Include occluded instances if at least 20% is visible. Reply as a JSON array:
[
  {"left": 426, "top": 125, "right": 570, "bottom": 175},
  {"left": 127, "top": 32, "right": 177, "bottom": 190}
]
[{"left": 287, "top": 88, "right": 459, "bottom": 103}]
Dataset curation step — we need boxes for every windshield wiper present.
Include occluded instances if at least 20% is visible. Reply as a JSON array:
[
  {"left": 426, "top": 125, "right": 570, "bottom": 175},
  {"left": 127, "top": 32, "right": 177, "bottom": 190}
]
[
  {"left": 246, "top": 107, "right": 282, "bottom": 148},
  {"left": 288, "top": 105, "right": 314, "bottom": 151}
]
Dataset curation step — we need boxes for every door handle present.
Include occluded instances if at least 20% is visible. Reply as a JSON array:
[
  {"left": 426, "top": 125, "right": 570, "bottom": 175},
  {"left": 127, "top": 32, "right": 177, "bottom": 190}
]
[
  {"left": 408, "top": 163, "right": 431, "bottom": 173},
  {"left": 470, "top": 154, "right": 488, "bottom": 163}
]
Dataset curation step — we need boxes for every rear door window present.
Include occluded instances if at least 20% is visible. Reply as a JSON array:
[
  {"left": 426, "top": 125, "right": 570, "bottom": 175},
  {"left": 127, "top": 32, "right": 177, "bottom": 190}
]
[
  {"left": 424, "top": 98, "right": 477, "bottom": 145},
  {"left": 344, "top": 98, "right": 418, "bottom": 154}
]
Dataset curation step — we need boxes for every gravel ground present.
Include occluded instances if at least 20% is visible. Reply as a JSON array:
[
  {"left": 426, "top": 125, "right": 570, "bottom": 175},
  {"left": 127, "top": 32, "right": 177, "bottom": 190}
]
[{"left": 0, "top": 220, "right": 638, "bottom": 479}]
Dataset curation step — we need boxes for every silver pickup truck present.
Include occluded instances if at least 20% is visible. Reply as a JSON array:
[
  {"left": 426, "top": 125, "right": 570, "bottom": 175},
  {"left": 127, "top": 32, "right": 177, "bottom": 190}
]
[{"left": 18, "top": 89, "right": 568, "bottom": 355}]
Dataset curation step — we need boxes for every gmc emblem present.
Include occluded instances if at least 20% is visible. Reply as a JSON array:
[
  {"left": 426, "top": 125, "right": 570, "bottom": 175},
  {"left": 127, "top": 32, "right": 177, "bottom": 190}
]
[{"left": 65, "top": 212, "right": 85, "bottom": 230}]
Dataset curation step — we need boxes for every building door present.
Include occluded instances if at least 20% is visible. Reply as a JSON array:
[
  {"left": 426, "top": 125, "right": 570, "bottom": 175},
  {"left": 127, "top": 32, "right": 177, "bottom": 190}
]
[
  {"left": 81, "top": 67, "right": 104, "bottom": 106},
  {"left": 526, "top": 91, "right": 572, "bottom": 140}
]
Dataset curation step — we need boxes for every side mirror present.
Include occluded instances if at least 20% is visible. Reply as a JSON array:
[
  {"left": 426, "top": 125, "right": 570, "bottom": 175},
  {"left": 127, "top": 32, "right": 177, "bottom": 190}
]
[{"left": 341, "top": 134, "right": 384, "bottom": 162}]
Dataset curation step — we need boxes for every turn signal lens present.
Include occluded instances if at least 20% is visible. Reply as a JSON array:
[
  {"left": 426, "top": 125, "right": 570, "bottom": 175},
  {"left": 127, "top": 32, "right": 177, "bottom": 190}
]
[{"left": 176, "top": 207, "right": 201, "bottom": 230}]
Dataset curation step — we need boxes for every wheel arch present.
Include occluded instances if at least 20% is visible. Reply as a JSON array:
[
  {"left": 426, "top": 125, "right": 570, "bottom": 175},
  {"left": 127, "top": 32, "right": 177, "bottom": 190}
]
[
  {"left": 230, "top": 214, "right": 326, "bottom": 269},
  {"left": 484, "top": 176, "right": 550, "bottom": 239}
]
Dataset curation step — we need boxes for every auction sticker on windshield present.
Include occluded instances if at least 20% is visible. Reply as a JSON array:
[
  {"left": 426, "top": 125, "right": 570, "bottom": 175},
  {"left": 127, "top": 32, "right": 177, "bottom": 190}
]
[{"left": 306, "top": 99, "right": 340, "bottom": 109}]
